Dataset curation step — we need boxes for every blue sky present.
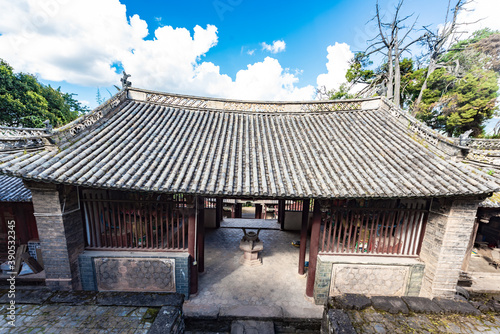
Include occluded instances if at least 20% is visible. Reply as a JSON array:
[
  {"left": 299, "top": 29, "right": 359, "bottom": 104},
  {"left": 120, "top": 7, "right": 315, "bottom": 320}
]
[{"left": 0, "top": 0, "right": 498, "bottom": 132}]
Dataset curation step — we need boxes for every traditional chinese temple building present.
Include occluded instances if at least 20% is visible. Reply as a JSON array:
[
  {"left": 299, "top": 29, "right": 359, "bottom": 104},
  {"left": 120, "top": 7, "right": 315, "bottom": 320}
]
[{"left": 0, "top": 87, "right": 498, "bottom": 303}]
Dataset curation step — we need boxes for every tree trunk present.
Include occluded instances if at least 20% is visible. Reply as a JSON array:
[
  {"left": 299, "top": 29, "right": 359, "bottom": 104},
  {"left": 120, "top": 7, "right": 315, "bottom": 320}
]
[
  {"left": 387, "top": 46, "right": 394, "bottom": 100},
  {"left": 414, "top": 59, "right": 437, "bottom": 114},
  {"left": 394, "top": 30, "right": 401, "bottom": 107}
]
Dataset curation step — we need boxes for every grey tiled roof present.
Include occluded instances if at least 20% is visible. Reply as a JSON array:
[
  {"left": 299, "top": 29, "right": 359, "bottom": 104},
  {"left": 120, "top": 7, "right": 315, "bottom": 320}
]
[
  {"left": 0, "top": 174, "right": 32, "bottom": 202},
  {"left": 480, "top": 192, "right": 500, "bottom": 208},
  {"left": 0, "top": 89, "right": 498, "bottom": 199}
]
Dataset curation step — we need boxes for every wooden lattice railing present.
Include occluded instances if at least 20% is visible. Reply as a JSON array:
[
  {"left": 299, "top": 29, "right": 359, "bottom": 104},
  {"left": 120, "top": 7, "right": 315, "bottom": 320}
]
[
  {"left": 319, "top": 203, "right": 428, "bottom": 257},
  {"left": 81, "top": 191, "right": 188, "bottom": 251}
]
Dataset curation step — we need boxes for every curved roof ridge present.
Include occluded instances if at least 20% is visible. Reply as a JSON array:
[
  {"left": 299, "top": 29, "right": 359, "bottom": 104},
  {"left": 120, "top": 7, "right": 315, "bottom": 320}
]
[{"left": 126, "top": 87, "right": 381, "bottom": 114}]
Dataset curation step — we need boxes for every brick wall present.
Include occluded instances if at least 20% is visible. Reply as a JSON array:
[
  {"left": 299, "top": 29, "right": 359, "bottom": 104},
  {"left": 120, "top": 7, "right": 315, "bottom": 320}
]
[
  {"left": 419, "top": 197, "right": 481, "bottom": 298},
  {"left": 25, "top": 181, "right": 85, "bottom": 290}
]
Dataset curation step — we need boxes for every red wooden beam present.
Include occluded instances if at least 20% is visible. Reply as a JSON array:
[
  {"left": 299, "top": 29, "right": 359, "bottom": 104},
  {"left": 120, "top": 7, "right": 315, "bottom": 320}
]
[
  {"left": 278, "top": 199, "right": 286, "bottom": 230},
  {"left": 298, "top": 199, "right": 310, "bottom": 275},
  {"left": 215, "top": 198, "right": 223, "bottom": 228},
  {"left": 306, "top": 200, "right": 322, "bottom": 297},
  {"left": 187, "top": 196, "right": 198, "bottom": 295},
  {"left": 255, "top": 204, "right": 262, "bottom": 219},
  {"left": 197, "top": 196, "right": 205, "bottom": 273}
]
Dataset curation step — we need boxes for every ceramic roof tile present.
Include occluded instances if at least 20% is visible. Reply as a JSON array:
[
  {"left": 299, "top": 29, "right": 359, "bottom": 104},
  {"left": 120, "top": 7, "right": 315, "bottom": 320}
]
[
  {"left": 0, "top": 175, "right": 31, "bottom": 202},
  {"left": 0, "top": 89, "right": 498, "bottom": 199}
]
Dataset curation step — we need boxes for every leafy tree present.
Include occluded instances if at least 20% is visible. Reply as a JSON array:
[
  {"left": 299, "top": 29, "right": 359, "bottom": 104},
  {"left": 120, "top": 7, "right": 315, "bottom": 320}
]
[
  {"left": 414, "top": 31, "right": 500, "bottom": 137},
  {"left": 0, "top": 59, "right": 89, "bottom": 128}
]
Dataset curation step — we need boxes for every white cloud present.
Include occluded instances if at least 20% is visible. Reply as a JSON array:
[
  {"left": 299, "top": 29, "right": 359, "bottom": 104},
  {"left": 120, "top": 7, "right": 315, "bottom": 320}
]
[
  {"left": 261, "top": 40, "right": 286, "bottom": 54},
  {"left": 458, "top": 0, "right": 500, "bottom": 36},
  {"left": 0, "top": 1, "right": 313, "bottom": 101},
  {"left": 247, "top": 49, "right": 255, "bottom": 56},
  {"left": 316, "top": 42, "right": 354, "bottom": 91},
  {"left": 230, "top": 57, "right": 315, "bottom": 101}
]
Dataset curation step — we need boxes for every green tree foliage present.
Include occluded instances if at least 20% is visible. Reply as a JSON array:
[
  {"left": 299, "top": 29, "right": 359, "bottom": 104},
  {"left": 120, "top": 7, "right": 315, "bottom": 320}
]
[
  {"left": 0, "top": 59, "right": 89, "bottom": 128},
  {"left": 324, "top": 83, "right": 358, "bottom": 100},
  {"left": 339, "top": 29, "right": 499, "bottom": 137},
  {"left": 414, "top": 30, "right": 500, "bottom": 137},
  {"left": 416, "top": 68, "right": 498, "bottom": 136}
]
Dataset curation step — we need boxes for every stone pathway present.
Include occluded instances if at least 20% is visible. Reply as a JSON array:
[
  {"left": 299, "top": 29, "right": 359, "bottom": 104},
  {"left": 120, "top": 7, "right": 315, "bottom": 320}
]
[
  {"left": 185, "top": 222, "right": 324, "bottom": 318},
  {"left": 0, "top": 290, "right": 184, "bottom": 333},
  {"left": 348, "top": 309, "right": 500, "bottom": 333},
  {"left": 324, "top": 294, "right": 500, "bottom": 334},
  {"left": 0, "top": 304, "right": 155, "bottom": 333}
]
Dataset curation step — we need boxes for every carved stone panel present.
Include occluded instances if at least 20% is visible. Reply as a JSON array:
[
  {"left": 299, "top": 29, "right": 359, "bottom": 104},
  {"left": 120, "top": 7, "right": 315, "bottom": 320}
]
[
  {"left": 329, "top": 264, "right": 409, "bottom": 296},
  {"left": 94, "top": 258, "right": 175, "bottom": 292}
]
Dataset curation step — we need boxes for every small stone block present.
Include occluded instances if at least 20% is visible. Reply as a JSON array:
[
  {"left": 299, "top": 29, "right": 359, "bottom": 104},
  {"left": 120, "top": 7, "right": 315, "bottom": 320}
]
[
  {"left": 282, "top": 306, "right": 323, "bottom": 319},
  {"left": 330, "top": 294, "right": 372, "bottom": 310},
  {"left": 432, "top": 298, "right": 481, "bottom": 316},
  {"left": 149, "top": 305, "right": 184, "bottom": 334},
  {"left": 231, "top": 320, "right": 275, "bottom": 334},
  {"left": 325, "top": 309, "right": 356, "bottom": 334},
  {"left": 489, "top": 300, "right": 500, "bottom": 312},
  {"left": 401, "top": 296, "right": 442, "bottom": 314},
  {"left": 219, "top": 305, "right": 283, "bottom": 320},
  {"left": 96, "top": 291, "right": 184, "bottom": 307},
  {"left": 371, "top": 296, "right": 409, "bottom": 314},
  {"left": 47, "top": 291, "right": 98, "bottom": 305},
  {"left": 183, "top": 304, "right": 219, "bottom": 319},
  {"left": 0, "top": 289, "right": 52, "bottom": 304}
]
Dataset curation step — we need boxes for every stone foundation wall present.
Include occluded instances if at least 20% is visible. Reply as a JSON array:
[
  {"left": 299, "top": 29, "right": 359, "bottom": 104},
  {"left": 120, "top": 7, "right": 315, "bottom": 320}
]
[
  {"left": 314, "top": 255, "right": 424, "bottom": 305},
  {"left": 79, "top": 251, "right": 190, "bottom": 298}
]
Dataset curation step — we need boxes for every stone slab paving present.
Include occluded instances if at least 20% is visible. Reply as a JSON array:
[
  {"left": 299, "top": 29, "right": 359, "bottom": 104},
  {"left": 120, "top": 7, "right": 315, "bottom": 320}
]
[
  {"left": 184, "top": 223, "right": 324, "bottom": 319},
  {"left": 0, "top": 303, "right": 156, "bottom": 333}
]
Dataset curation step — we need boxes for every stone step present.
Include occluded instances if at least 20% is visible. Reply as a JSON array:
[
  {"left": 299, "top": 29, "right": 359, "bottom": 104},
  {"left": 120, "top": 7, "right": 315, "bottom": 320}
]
[
  {"left": 231, "top": 320, "right": 275, "bottom": 334},
  {"left": 183, "top": 304, "right": 322, "bottom": 333}
]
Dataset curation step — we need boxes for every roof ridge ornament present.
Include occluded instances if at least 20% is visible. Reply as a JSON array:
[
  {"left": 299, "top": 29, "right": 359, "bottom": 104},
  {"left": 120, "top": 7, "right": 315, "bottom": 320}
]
[
  {"left": 43, "top": 120, "right": 53, "bottom": 134},
  {"left": 459, "top": 129, "right": 473, "bottom": 146},
  {"left": 120, "top": 71, "right": 131, "bottom": 90}
]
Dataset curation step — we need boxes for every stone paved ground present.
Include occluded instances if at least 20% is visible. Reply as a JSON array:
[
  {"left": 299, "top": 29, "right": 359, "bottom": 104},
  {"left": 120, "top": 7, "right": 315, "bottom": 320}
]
[
  {"left": 0, "top": 303, "right": 156, "bottom": 333},
  {"left": 185, "top": 219, "right": 324, "bottom": 318},
  {"left": 348, "top": 308, "right": 500, "bottom": 333}
]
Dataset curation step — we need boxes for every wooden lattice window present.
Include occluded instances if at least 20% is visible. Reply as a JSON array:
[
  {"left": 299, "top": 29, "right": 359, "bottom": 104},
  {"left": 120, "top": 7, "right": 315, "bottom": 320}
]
[
  {"left": 319, "top": 202, "right": 428, "bottom": 257},
  {"left": 81, "top": 190, "right": 188, "bottom": 251}
]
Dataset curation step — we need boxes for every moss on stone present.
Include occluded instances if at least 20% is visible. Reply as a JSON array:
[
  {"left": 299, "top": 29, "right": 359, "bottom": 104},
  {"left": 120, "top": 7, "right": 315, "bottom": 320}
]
[{"left": 141, "top": 307, "right": 160, "bottom": 323}]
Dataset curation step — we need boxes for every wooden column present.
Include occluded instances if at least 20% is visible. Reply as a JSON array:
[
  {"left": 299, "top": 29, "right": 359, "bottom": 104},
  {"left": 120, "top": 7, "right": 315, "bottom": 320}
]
[
  {"left": 197, "top": 196, "right": 205, "bottom": 273},
  {"left": 187, "top": 197, "right": 198, "bottom": 295},
  {"left": 298, "top": 199, "right": 310, "bottom": 275},
  {"left": 255, "top": 204, "right": 262, "bottom": 219},
  {"left": 306, "top": 199, "right": 321, "bottom": 297},
  {"left": 215, "top": 198, "right": 223, "bottom": 228},
  {"left": 278, "top": 199, "right": 286, "bottom": 230},
  {"left": 235, "top": 203, "right": 243, "bottom": 218}
]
